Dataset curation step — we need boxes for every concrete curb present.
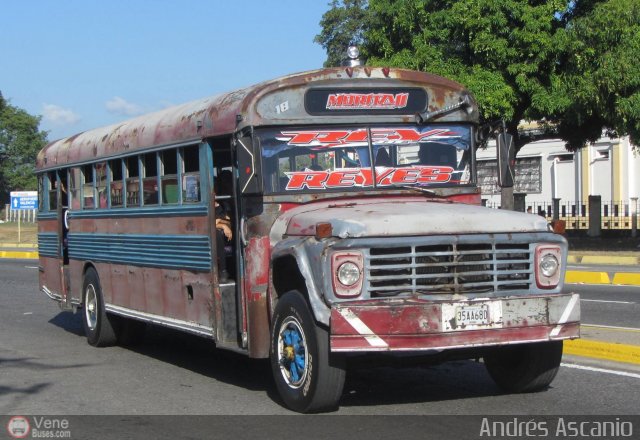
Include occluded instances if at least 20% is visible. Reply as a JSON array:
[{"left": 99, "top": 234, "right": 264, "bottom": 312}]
[
  {"left": 0, "top": 250, "right": 39, "bottom": 259},
  {"left": 564, "top": 339, "right": 640, "bottom": 365},
  {"left": 565, "top": 270, "right": 640, "bottom": 286}
]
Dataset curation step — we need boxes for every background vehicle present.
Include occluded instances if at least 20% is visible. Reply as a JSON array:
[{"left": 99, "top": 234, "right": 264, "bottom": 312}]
[{"left": 37, "top": 53, "right": 579, "bottom": 413}]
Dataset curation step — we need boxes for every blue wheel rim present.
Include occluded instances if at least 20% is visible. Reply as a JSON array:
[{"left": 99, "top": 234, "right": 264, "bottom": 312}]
[{"left": 277, "top": 316, "right": 308, "bottom": 389}]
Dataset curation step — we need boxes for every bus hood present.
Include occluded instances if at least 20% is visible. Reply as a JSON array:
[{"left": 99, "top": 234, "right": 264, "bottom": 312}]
[{"left": 271, "top": 197, "right": 550, "bottom": 240}]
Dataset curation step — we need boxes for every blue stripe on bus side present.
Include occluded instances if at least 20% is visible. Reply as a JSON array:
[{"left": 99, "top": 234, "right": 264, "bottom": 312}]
[
  {"left": 69, "top": 205, "right": 208, "bottom": 219},
  {"left": 37, "top": 205, "right": 207, "bottom": 220},
  {"left": 68, "top": 233, "right": 212, "bottom": 272},
  {"left": 38, "top": 233, "right": 59, "bottom": 258},
  {"left": 37, "top": 212, "right": 58, "bottom": 220}
]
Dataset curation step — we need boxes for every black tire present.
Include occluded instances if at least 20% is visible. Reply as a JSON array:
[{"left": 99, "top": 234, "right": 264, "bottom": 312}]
[
  {"left": 270, "top": 291, "right": 346, "bottom": 413},
  {"left": 484, "top": 341, "right": 563, "bottom": 393},
  {"left": 82, "top": 267, "right": 119, "bottom": 347}
]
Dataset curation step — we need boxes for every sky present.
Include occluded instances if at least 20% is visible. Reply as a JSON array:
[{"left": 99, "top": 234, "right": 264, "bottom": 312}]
[{"left": 1, "top": 0, "right": 330, "bottom": 142}]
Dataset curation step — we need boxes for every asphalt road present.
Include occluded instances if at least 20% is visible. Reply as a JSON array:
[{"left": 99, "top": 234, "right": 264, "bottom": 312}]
[{"left": 1, "top": 259, "right": 639, "bottom": 421}]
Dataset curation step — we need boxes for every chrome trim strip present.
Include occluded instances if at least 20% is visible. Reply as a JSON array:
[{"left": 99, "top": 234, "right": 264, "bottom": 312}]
[
  {"left": 105, "top": 304, "right": 214, "bottom": 338},
  {"left": 42, "top": 285, "right": 61, "bottom": 301}
]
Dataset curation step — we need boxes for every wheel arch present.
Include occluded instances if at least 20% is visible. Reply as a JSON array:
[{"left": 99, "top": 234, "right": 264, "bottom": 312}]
[
  {"left": 270, "top": 239, "right": 331, "bottom": 327},
  {"left": 80, "top": 262, "right": 103, "bottom": 306}
]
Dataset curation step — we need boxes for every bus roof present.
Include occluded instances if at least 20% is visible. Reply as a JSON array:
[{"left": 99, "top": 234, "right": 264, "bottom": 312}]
[{"left": 36, "top": 67, "right": 477, "bottom": 171}]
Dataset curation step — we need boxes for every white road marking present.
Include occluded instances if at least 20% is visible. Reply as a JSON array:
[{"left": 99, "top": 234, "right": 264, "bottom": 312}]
[
  {"left": 582, "top": 323, "right": 640, "bottom": 332},
  {"left": 24, "top": 266, "right": 39, "bottom": 269},
  {"left": 581, "top": 299, "right": 635, "bottom": 304},
  {"left": 337, "top": 308, "right": 388, "bottom": 348},
  {"left": 561, "top": 363, "right": 640, "bottom": 380}
]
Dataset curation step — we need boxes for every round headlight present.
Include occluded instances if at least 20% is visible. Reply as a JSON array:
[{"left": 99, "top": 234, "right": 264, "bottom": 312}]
[
  {"left": 337, "top": 261, "right": 360, "bottom": 286},
  {"left": 540, "top": 254, "right": 559, "bottom": 277}
]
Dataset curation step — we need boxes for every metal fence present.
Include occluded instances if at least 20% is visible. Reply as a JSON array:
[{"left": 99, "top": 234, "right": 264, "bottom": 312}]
[
  {"left": 485, "top": 200, "right": 640, "bottom": 230},
  {"left": 3, "top": 204, "right": 38, "bottom": 223}
]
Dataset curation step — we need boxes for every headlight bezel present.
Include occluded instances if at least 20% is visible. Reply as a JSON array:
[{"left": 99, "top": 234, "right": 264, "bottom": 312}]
[
  {"left": 331, "top": 252, "right": 364, "bottom": 298},
  {"left": 535, "top": 245, "right": 562, "bottom": 289}
]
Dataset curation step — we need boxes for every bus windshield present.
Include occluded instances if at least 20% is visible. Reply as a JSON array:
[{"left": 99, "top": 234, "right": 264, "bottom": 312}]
[{"left": 258, "top": 124, "right": 472, "bottom": 194}]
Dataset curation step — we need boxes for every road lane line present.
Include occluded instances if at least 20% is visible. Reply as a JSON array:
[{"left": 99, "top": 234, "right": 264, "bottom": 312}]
[
  {"left": 581, "top": 299, "right": 635, "bottom": 304},
  {"left": 561, "top": 363, "right": 640, "bottom": 380},
  {"left": 582, "top": 324, "right": 640, "bottom": 332}
]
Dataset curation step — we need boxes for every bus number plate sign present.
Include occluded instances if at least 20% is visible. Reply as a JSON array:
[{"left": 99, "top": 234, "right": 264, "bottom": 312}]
[{"left": 455, "top": 304, "right": 490, "bottom": 327}]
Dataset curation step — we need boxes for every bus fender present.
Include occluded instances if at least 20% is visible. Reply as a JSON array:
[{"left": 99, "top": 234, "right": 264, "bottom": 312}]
[{"left": 270, "top": 238, "right": 331, "bottom": 327}]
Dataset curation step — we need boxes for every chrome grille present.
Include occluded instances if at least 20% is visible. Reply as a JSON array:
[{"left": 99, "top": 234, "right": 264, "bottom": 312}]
[{"left": 366, "top": 242, "right": 532, "bottom": 297}]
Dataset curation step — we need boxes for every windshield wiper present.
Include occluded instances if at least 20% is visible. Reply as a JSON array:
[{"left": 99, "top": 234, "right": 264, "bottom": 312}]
[
  {"left": 415, "top": 95, "right": 472, "bottom": 124},
  {"left": 393, "top": 185, "right": 448, "bottom": 198}
]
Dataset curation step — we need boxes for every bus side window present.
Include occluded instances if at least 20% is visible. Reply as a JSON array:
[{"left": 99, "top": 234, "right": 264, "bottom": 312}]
[
  {"left": 95, "top": 162, "right": 108, "bottom": 208},
  {"left": 110, "top": 159, "right": 123, "bottom": 207},
  {"left": 182, "top": 145, "right": 200, "bottom": 203},
  {"left": 143, "top": 152, "right": 159, "bottom": 205},
  {"left": 126, "top": 156, "right": 140, "bottom": 207},
  {"left": 83, "top": 164, "right": 95, "bottom": 209},
  {"left": 161, "top": 149, "right": 178, "bottom": 204},
  {"left": 48, "top": 171, "right": 58, "bottom": 210},
  {"left": 69, "top": 168, "right": 82, "bottom": 210}
]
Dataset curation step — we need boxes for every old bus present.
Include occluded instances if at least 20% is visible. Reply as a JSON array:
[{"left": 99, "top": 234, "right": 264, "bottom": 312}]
[{"left": 36, "top": 53, "right": 579, "bottom": 413}]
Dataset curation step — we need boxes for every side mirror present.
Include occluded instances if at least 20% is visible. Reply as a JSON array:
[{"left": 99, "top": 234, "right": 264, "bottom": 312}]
[
  {"left": 496, "top": 131, "right": 514, "bottom": 188},
  {"left": 236, "top": 136, "right": 263, "bottom": 194}
]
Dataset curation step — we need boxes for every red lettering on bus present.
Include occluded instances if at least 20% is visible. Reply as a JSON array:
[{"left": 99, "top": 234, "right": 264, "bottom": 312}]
[
  {"left": 279, "top": 128, "right": 458, "bottom": 148},
  {"left": 284, "top": 166, "right": 454, "bottom": 190},
  {"left": 326, "top": 170, "right": 359, "bottom": 188},
  {"left": 326, "top": 93, "right": 410, "bottom": 110},
  {"left": 285, "top": 171, "right": 328, "bottom": 190}
]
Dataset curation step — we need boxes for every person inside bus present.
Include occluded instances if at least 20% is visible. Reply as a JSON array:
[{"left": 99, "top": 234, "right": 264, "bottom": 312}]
[
  {"left": 375, "top": 148, "right": 391, "bottom": 167},
  {"left": 215, "top": 170, "right": 234, "bottom": 282}
]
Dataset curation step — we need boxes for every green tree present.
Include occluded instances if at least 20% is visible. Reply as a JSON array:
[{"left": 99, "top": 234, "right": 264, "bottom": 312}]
[
  {"left": 314, "top": 0, "right": 370, "bottom": 67},
  {"left": 554, "top": 0, "right": 640, "bottom": 149},
  {"left": 0, "top": 92, "right": 48, "bottom": 203},
  {"left": 316, "top": 0, "right": 640, "bottom": 150}
]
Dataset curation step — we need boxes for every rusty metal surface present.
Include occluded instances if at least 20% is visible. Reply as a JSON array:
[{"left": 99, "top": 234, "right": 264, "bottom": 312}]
[
  {"left": 331, "top": 323, "right": 580, "bottom": 352},
  {"left": 330, "top": 293, "right": 580, "bottom": 352},
  {"left": 36, "top": 67, "right": 477, "bottom": 171},
  {"left": 270, "top": 196, "right": 551, "bottom": 242},
  {"left": 244, "top": 236, "right": 271, "bottom": 358}
]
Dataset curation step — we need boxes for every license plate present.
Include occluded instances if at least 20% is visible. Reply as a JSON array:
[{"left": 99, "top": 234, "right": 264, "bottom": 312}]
[{"left": 455, "top": 304, "right": 490, "bottom": 326}]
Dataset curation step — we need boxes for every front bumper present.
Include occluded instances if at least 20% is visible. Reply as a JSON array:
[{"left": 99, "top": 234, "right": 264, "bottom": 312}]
[{"left": 330, "top": 293, "right": 580, "bottom": 352}]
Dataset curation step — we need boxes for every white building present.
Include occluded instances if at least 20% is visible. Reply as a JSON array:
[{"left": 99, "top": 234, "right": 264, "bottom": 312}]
[{"left": 476, "top": 135, "right": 640, "bottom": 216}]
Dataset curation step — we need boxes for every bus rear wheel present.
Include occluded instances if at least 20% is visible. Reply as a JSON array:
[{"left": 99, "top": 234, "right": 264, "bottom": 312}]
[
  {"left": 82, "top": 267, "right": 119, "bottom": 347},
  {"left": 484, "top": 341, "right": 563, "bottom": 393},
  {"left": 270, "top": 291, "right": 345, "bottom": 413}
]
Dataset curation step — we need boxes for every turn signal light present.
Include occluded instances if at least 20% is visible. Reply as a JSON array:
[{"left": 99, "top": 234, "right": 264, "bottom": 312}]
[{"left": 315, "top": 222, "right": 333, "bottom": 239}]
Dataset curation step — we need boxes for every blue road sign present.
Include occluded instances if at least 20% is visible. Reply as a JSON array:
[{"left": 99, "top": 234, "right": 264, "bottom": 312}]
[{"left": 10, "top": 191, "right": 38, "bottom": 210}]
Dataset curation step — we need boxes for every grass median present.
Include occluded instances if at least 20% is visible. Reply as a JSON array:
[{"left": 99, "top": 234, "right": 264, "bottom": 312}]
[{"left": 0, "top": 221, "right": 38, "bottom": 244}]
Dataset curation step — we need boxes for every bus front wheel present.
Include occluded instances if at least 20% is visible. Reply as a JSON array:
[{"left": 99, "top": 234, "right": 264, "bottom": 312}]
[
  {"left": 82, "top": 267, "right": 119, "bottom": 347},
  {"left": 484, "top": 341, "right": 563, "bottom": 393},
  {"left": 270, "top": 291, "right": 346, "bottom": 413}
]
